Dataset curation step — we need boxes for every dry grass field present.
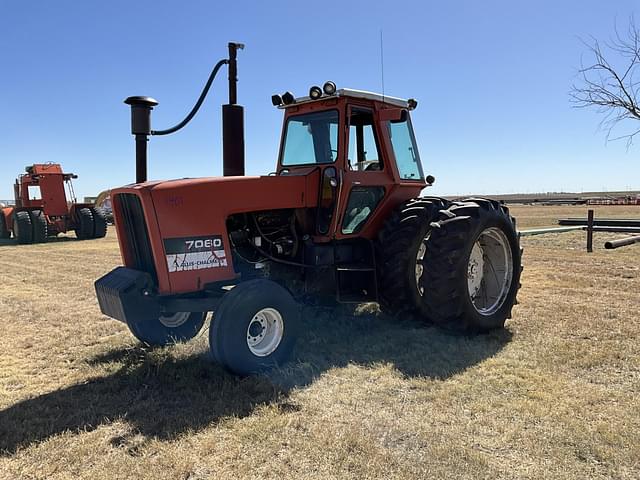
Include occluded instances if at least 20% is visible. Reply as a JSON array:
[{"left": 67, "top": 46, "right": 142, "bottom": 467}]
[{"left": 0, "top": 205, "right": 638, "bottom": 479}]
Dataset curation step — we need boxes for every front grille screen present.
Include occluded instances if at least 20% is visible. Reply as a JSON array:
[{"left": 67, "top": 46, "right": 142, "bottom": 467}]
[{"left": 116, "top": 193, "right": 157, "bottom": 284}]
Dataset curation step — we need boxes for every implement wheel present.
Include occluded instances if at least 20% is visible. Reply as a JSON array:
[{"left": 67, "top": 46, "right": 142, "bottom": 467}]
[
  {"left": 13, "top": 211, "right": 33, "bottom": 244},
  {"left": 375, "top": 196, "right": 449, "bottom": 317},
  {"left": 0, "top": 212, "right": 10, "bottom": 239},
  {"left": 422, "top": 198, "right": 522, "bottom": 332},
  {"left": 210, "top": 279, "right": 300, "bottom": 375},
  {"left": 91, "top": 207, "right": 108, "bottom": 238},
  {"left": 29, "top": 210, "right": 48, "bottom": 243},
  {"left": 127, "top": 311, "right": 206, "bottom": 347},
  {"left": 75, "top": 207, "right": 94, "bottom": 240}
]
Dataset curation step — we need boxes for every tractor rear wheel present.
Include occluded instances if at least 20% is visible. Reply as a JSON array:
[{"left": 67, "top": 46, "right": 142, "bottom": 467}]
[
  {"left": 127, "top": 311, "right": 206, "bottom": 347},
  {"left": 210, "top": 279, "right": 300, "bottom": 375},
  {"left": 91, "top": 207, "right": 108, "bottom": 238},
  {"left": 375, "top": 197, "right": 450, "bottom": 317},
  {"left": 422, "top": 199, "right": 521, "bottom": 332},
  {"left": 29, "top": 210, "right": 48, "bottom": 243},
  {"left": 0, "top": 212, "right": 10, "bottom": 239},
  {"left": 13, "top": 211, "right": 33, "bottom": 244},
  {"left": 75, "top": 208, "right": 94, "bottom": 240}
]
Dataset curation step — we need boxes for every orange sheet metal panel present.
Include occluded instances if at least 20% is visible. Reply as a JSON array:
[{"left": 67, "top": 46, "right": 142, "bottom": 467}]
[{"left": 115, "top": 175, "right": 314, "bottom": 295}]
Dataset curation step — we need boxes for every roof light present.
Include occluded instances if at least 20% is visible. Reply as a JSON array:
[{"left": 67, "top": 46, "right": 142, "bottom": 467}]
[
  {"left": 271, "top": 94, "right": 283, "bottom": 106},
  {"left": 282, "top": 91, "right": 296, "bottom": 105},
  {"left": 407, "top": 98, "right": 418, "bottom": 110},
  {"left": 323, "top": 81, "right": 337, "bottom": 95},
  {"left": 309, "top": 85, "right": 323, "bottom": 100}
]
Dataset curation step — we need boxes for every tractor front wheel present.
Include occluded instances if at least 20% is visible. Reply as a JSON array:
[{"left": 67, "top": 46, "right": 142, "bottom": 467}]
[
  {"left": 126, "top": 311, "right": 206, "bottom": 347},
  {"left": 210, "top": 279, "right": 300, "bottom": 375},
  {"left": 13, "top": 211, "right": 33, "bottom": 244},
  {"left": 422, "top": 199, "right": 522, "bottom": 332}
]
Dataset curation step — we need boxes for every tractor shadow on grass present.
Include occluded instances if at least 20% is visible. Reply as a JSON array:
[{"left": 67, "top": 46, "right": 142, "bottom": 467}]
[{"left": 0, "top": 306, "right": 512, "bottom": 455}]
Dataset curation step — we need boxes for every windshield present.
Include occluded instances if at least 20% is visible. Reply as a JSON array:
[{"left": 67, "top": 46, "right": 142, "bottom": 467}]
[{"left": 280, "top": 110, "right": 339, "bottom": 166}]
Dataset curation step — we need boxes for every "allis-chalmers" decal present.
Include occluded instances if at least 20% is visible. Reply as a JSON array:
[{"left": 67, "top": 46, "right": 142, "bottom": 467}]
[{"left": 164, "top": 235, "right": 227, "bottom": 273}]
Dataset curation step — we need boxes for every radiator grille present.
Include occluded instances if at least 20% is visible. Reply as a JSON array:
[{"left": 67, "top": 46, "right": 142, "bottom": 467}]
[{"left": 116, "top": 193, "right": 157, "bottom": 284}]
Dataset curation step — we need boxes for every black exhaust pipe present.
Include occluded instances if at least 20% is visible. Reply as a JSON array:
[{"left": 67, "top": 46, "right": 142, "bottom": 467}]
[
  {"left": 223, "top": 42, "right": 245, "bottom": 176},
  {"left": 124, "top": 42, "right": 245, "bottom": 183}
]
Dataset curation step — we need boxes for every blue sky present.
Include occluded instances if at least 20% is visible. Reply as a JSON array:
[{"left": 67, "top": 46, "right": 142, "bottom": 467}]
[{"left": 1, "top": 0, "right": 639, "bottom": 199}]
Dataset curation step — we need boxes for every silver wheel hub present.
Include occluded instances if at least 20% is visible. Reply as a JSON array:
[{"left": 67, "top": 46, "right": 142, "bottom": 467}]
[
  {"left": 467, "top": 227, "right": 514, "bottom": 316},
  {"left": 246, "top": 308, "right": 284, "bottom": 357},
  {"left": 159, "top": 311, "right": 191, "bottom": 328}
]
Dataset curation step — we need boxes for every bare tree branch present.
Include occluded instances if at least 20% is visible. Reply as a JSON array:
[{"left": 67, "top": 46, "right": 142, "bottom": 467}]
[{"left": 571, "top": 16, "right": 640, "bottom": 147}]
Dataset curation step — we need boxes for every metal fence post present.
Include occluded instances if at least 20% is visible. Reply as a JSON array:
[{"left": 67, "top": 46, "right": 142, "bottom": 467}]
[{"left": 586, "top": 209, "right": 594, "bottom": 253}]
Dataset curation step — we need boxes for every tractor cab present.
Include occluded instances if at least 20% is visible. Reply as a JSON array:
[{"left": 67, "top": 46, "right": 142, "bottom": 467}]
[{"left": 273, "top": 87, "right": 431, "bottom": 241}]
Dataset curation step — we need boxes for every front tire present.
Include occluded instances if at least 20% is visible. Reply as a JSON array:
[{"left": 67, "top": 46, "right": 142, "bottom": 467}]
[
  {"left": 422, "top": 198, "right": 522, "bottom": 332},
  {"left": 127, "top": 311, "right": 206, "bottom": 347},
  {"left": 210, "top": 279, "right": 300, "bottom": 375}
]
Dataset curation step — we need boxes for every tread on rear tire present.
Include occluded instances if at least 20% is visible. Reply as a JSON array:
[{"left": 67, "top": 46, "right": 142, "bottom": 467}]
[
  {"left": 375, "top": 196, "right": 450, "bottom": 318},
  {"left": 422, "top": 198, "right": 522, "bottom": 333}
]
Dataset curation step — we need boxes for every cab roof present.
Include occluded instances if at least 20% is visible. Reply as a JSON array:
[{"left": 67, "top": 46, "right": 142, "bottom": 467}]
[{"left": 278, "top": 88, "right": 415, "bottom": 110}]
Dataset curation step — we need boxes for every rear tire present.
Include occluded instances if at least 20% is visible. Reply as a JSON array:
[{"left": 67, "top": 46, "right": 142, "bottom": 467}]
[
  {"left": 375, "top": 197, "right": 450, "bottom": 317},
  {"left": 422, "top": 198, "right": 522, "bottom": 332},
  {"left": 29, "top": 210, "right": 48, "bottom": 243},
  {"left": 91, "top": 207, "right": 108, "bottom": 238},
  {"left": 75, "top": 208, "right": 94, "bottom": 240},
  {"left": 0, "top": 212, "right": 10, "bottom": 239},
  {"left": 210, "top": 279, "right": 300, "bottom": 375},
  {"left": 13, "top": 211, "right": 33, "bottom": 244},
  {"left": 127, "top": 311, "right": 206, "bottom": 347}
]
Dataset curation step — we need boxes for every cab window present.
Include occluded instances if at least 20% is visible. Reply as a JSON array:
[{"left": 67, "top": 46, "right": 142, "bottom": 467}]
[
  {"left": 280, "top": 110, "right": 339, "bottom": 166},
  {"left": 347, "top": 108, "right": 382, "bottom": 171},
  {"left": 387, "top": 114, "right": 424, "bottom": 180}
]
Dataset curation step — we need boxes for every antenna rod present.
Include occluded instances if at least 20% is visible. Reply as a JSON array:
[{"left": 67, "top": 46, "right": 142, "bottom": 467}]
[{"left": 380, "top": 29, "right": 385, "bottom": 102}]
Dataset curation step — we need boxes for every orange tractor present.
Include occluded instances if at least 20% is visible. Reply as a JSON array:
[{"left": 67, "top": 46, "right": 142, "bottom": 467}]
[
  {"left": 0, "top": 163, "right": 107, "bottom": 244},
  {"left": 95, "top": 43, "right": 522, "bottom": 375}
]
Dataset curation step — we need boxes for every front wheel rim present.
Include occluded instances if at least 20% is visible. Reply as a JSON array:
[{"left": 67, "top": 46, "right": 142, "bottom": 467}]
[
  {"left": 246, "top": 308, "right": 284, "bottom": 357},
  {"left": 159, "top": 311, "right": 191, "bottom": 328},
  {"left": 467, "top": 227, "right": 514, "bottom": 316}
]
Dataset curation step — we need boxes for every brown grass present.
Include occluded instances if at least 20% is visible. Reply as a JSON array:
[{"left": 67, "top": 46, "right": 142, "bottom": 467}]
[{"left": 1, "top": 205, "right": 639, "bottom": 479}]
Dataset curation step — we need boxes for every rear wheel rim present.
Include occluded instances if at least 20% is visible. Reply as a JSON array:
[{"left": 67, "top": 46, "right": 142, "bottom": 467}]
[
  {"left": 159, "top": 311, "right": 191, "bottom": 328},
  {"left": 415, "top": 236, "right": 428, "bottom": 295},
  {"left": 467, "top": 227, "right": 513, "bottom": 316},
  {"left": 246, "top": 308, "right": 284, "bottom": 357}
]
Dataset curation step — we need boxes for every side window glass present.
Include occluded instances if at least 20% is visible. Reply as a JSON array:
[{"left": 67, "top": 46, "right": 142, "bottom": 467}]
[
  {"left": 388, "top": 115, "right": 424, "bottom": 180},
  {"left": 341, "top": 186, "right": 385, "bottom": 234},
  {"left": 347, "top": 109, "right": 382, "bottom": 172}
]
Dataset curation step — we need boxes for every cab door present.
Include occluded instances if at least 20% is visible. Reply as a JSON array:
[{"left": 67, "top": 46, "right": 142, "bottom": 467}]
[{"left": 336, "top": 106, "right": 392, "bottom": 238}]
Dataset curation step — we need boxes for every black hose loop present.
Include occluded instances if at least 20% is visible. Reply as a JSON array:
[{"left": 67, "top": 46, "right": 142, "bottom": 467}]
[{"left": 151, "top": 58, "right": 228, "bottom": 136}]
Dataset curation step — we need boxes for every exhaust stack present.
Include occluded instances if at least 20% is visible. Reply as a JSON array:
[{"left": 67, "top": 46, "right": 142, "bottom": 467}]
[
  {"left": 222, "top": 42, "right": 245, "bottom": 177},
  {"left": 124, "top": 42, "right": 245, "bottom": 183}
]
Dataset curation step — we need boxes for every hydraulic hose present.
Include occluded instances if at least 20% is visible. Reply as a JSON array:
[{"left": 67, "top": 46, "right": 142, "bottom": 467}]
[{"left": 151, "top": 58, "right": 228, "bottom": 136}]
